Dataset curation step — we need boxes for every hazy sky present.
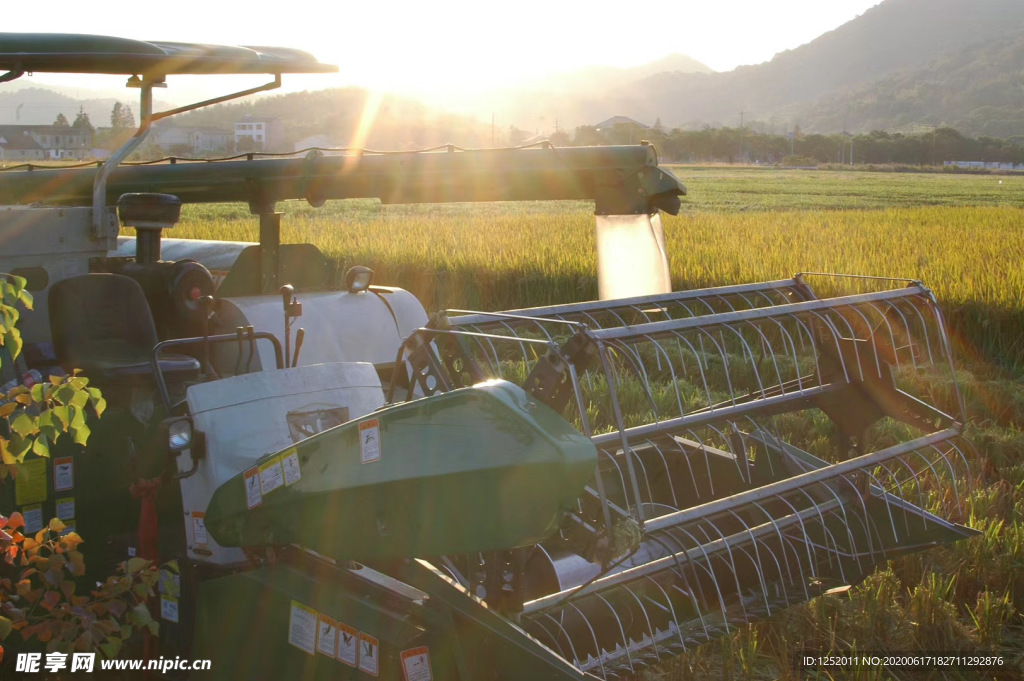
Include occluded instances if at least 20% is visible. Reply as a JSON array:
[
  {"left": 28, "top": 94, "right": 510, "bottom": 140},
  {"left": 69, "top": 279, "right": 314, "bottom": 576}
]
[{"left": 11, "top": 0, "right": 883, "bottom": 96}]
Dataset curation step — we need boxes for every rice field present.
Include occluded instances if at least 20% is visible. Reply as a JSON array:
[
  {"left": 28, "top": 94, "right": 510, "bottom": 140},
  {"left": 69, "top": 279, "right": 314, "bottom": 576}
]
[{"left": 176, "top": 166, "right": 1024, "bottom": 678}]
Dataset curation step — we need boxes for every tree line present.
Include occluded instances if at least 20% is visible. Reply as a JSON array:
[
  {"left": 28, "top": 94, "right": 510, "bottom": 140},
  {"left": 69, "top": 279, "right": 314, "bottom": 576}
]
[{"left": 554, "top": 122, "right": 1024, "bottom": 166}]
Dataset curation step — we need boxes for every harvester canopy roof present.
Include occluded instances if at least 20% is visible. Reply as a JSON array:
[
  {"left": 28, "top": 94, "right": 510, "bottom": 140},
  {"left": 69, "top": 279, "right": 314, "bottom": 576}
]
[{"left": 0, "top": 33, "right": 337, "bottom": 76}]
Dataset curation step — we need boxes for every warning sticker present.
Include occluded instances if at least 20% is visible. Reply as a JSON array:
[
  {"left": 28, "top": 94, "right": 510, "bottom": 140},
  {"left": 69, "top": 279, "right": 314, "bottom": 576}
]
[
  {"left": 22, "top": 504, "right": 43, "bottom": 534},
  {"left": 16, "top": 458, "right": 48, "bottom": 506},
  {"left": 159, "top": 564, "right": 181, "bottom": 597},
  {"left": 244, "top": 467, "right": 262, "bottom": 509},
  {"left": 336, "top": 622, "right": 359, "bottom": 667},
  {"left": 160, "top": 595, "right": 180, "bottom": 623},
  {"left": 401, "top": 647, "right": 433, "bottom": 681},
  {"left": 56, "top": 496, "right": 75, "bottom": 520},
  {"left": 259, "top": 457, "right": 285, "bottom": 495},
  {"left": 316, "top": 613, "right": 338, "bottom": 658},
  {"left": 281, "top": 449, "right": 302, "bottom": 486},
  {"left": 191, "top": 511, "right": 208, "bottom": 547},
  {"left": 53, "top": 457, "right": 74, "bottom": 492},
  {"left": 288, "top": 601, "right": 318, "bottom": 656},
  {"left": 359, "top": 419, "right": 381, "bottom": 464},
  {"left": 358, "top": 632, "right": 379, "bottom": 676}
]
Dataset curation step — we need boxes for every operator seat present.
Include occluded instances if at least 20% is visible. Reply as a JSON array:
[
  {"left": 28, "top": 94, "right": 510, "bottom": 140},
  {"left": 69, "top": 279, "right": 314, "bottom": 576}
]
[{"left": 49, "top": 273, "right": 200, "bottom": 385}]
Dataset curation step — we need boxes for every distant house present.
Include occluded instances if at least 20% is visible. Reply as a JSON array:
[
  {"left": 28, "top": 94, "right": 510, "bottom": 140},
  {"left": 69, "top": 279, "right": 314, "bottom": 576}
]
[
  {"left": 235, "top": 115, "right": 285, "bottom": 151},
  {"left": 152, "top": 124, "right": 233, "bottom": 155},
  {"left": 0, "top": 125, "right": 92, "bottom": 160},
  {"left": 594, "top": 116, "right": 649, "bottom": 130}
]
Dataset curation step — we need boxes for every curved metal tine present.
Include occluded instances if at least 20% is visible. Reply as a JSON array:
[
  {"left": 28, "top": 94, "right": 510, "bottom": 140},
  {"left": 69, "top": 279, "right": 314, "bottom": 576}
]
[
  {"left": 834, "top": 467, "right": 888, "bottom": 551},
  {"left": 629, "top": 445, "right": 657, "bottom": 507},
  {"left": 925, "top": 300, "right": 968, "bottom": 423},
  {"left": 844, "top": 303, "right": 886, "bottom": 379},
  {"left": 460, "top": 324, "right": 506, "bottom": 378},
  {"left": 805, "top": 481, "right": 867, "bottom": 574},
  {"left": 877, "top": 299, "right": 917, "bottom": 370},
  {"left": 938, "top": 441, "right": 970, "bottom": 511},
  {"left": 786, "top": 312, "right": 828, "bottom": 384},
  {"left": 642, "top": 576, "right": 688, "bottom": 654},
  {"left": 816, "top": 509, "right": 851, "bottom": 584},
  {"left": 689, "top": 295, "right": 717, "bottom": 316},
  {"left": 592, "top": 593, "right": 636, "bottom": 673},
  {"left": 532, "top": 614, "right": 580, "bottom": 666},
  {"left": 762, "top": 495, "right": 817, "bottom": 586},
  {"left": 800, "top": 308, "right": 856, "bottom": 382},
  {"left": 840, "top": 469, "right": 892, "bottom": 559},
  {"left": 863, "top": 465, "right": 903, "bottom": 541},
  {"left": 692, "top": 327, "right": 738, "bottom": 405},
  {"left": 921, "top": 442, "right": 964, "bottom": 511},
  {"left": 723, "top": 509, "right": 777, "bottom": 615},
  {"left": 899, "top": 296, "right": 937, "bottom": 366},
  {"left": 716, "top": 322, "right": 769, "bottom": 400},
  {"left": 672, "top": 523, "right": 745, "bottom": 626},
  {"left": 671, "top": 430, "right": 704, "bottom": 499},
  {"left": 762, "top": 316, "right": 806, "bottom": 392},
  {"left": 739, "top": 415, "right": 778, "bottom": 479},
  {"left": 672, "top": 333, "right": 716, "bottom": 412},
  {"left": 733, "top": 291, "right": 761, "bottom": 312},
  {"left": 619, "top": 584, "right": 661, "bottom": 661},
  {"left": 892, "top": 453, "right": 933, "bottom": 530},
  {"left": 566, "top": 602, "right": 609, "bottom": 679},
  {"left": 646, "top": 439, "right": 679, "bottom": 508},
  {"left": 639, "top": 334, "right": 686, "bottom": 417},
  {"left": 791, "top": 487, "right": 847, "bottom": 580},
  {"left": 647, "top": 532, "right": 714, "bottom": 639},
  {"left": 742, "top": 319, "right": 788, "bottom": 394},
  {"left": 600, "top": 447, "right": 631, "bottom": 511},
  {"left": 821, "top": 304, "right": 868, "bottom": 381},
  {"left": 712, "top": 293, "right": 741, "bottom": 313},
  {"left": 868, "top": 299, "right": 913, "bottom": 372},
  {"left": 606, "top": 339, "right": 659, "bottom": 416},
  {"left": 494, "top": 319, "right": 543, "bottom": 369},
  {"left": 746, "top": 500, "right": 802, "bottom": 597},
  {"left": 705, "top": 422, "right": 749, "bottom": 488}
]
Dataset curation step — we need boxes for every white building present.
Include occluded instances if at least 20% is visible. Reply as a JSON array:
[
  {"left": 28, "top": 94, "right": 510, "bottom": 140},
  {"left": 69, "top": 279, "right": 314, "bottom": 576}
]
[{"left": 235, "top": 115, "right": 285, "bottom": 151}]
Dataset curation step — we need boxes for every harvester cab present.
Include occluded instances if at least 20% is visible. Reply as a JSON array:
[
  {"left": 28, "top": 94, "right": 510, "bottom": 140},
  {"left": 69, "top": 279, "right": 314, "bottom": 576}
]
[{"left": 0, "top": 34, "right": 976, "bottom": 680}]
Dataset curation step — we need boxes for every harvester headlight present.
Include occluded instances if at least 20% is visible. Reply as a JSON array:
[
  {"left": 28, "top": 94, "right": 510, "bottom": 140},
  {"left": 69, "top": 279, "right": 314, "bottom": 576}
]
[
  {"left": 168, "top": 419, "right": 193, "bottom": 451},
  {"left": 344, "top": 266, "right": 374, "bottom": 293}
]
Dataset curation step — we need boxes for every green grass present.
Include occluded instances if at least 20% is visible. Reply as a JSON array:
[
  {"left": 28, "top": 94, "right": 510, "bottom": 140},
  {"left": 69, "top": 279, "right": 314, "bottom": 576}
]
[
  {"left": 670, "top": 166, "right": 1024, "bottom": 212},
  {"left": 173, "top": 166, "right": 1024, "bottom": 678}
]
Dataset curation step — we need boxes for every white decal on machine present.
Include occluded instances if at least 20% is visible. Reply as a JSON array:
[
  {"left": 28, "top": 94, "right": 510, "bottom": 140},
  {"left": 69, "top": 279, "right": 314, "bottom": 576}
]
[{"left": 359, "top": 419, "right": 381, "bottom": 464}]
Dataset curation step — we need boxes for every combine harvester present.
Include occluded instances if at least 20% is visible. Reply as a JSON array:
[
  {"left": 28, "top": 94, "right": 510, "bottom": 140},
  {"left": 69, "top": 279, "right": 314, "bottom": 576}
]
[{"left": 0, "top": 35, "right": 975, "bottom": 679}]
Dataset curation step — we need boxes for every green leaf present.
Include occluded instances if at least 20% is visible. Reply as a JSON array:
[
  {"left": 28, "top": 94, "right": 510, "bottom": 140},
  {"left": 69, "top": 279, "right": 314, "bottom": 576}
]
[
  {"left": 99, "top": 638, "right": 121, "bottom": 659},
  {"left": 0, "top": 615, "right": 12, "bottom": 639},
  {"left": 71, "top": 423, "right": 91, "bottom": 447},
  {"left": 52, "top": 406, "right": 70, "bottom": 429},
  {"left": 70, "top": 406, "right": 86, "bottom": 429},
  {"left": 32, "top": 437, "right": 49, "bottom": 458},
  {"left": 9, "top": 413, "right": 35, "bottom": 438},
  {"left": 18, "top": 289, "right": 33, "bottom": 311},
  {"left": 54, "top": 384, "right": 76, "bottom": 406},
  {"left": 126, "top": 557, "right": 150, "bottom": 574},
  {"left": 130, "top": 602, "right": 153, "bottom": 626},
  {"left": 69, "top": 389, "right": 90, "bottom": 409},
  {"left": 2, "top": 329, "right": 22, "bottom": 362}
]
